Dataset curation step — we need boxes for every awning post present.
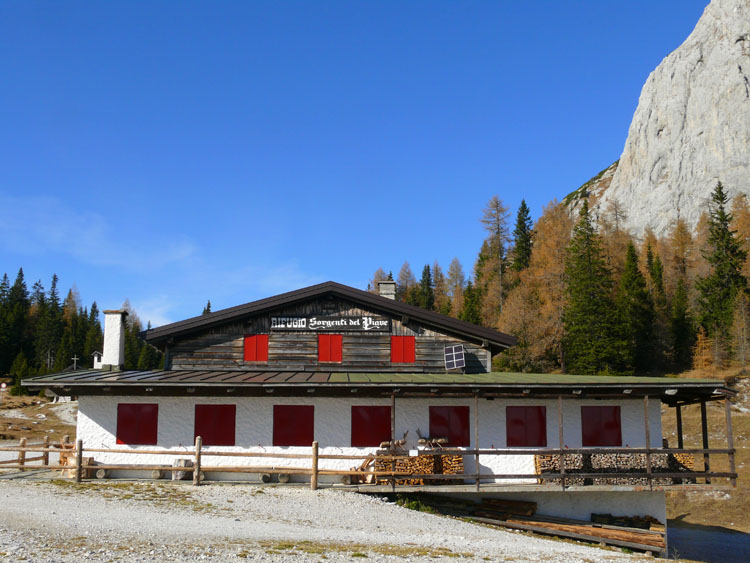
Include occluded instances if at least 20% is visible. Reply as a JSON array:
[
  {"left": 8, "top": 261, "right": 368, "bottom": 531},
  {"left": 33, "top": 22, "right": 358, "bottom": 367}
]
[
  {"left": 725, "top": 398, "right": 736, "bottom": 487},
  {"left": 676, "top": 404, "right": 684, "bottom": 449},
  {"left": 700, "top": 400, "right": 710, "bottom": 484}
]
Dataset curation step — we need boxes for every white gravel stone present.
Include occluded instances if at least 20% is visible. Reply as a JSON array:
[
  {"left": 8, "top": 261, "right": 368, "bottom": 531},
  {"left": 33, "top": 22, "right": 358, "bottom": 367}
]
[{"left": 0, "top": 480, "right": 651, "bottom": 562}]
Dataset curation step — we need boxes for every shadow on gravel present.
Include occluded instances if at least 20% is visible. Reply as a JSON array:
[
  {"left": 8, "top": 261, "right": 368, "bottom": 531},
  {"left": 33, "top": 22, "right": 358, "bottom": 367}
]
[{"left": 668, "top": 520, "right": 750, "bottom": 562}]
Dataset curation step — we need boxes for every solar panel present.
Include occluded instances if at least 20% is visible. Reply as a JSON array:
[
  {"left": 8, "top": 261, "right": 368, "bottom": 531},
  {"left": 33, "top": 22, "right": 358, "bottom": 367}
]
[{"left": 444, "top": 344, "right": 466, "bottom": 370}]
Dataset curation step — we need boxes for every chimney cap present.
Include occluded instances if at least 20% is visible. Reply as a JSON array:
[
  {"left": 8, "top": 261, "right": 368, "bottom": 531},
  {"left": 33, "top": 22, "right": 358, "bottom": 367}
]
[{"left": 103, "top": 309, "right": 129, "bottom": 316}]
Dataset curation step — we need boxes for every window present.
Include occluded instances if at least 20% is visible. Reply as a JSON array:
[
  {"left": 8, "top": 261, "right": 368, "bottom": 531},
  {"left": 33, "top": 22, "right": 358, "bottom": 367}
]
[
  {"left": 429, "top": 406, "right": 470, "bottom": 446},
  {"left": 273, "top": 405, "right": 314, "bottom": 446},
  {"left": 506, "top": 406, "right": 547, "bottom": 447},
  {"left": 116, "top": 403, "right": 158, "bottom": 445},
  {"left": 194, "top": 404, "right": 236, "bottom": 446},
  {"left": 351, "top": 406, "right": 391, "bottom": 447},
  {"left": 244, "top": 334, "right": 269, "bottom": 362},
  {"left": 581, "top": 406, "right": 622, "bottom": 446},
  {"left": 391, "top": 335, "right": 415, "bottom": 363},
  {"left": 318, "top": 334, "right": 343, "bottom": 363}
]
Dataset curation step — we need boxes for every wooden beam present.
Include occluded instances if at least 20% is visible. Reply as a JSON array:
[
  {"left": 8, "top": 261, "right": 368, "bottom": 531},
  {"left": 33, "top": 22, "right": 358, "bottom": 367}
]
[
  {"left": 193, "top": 436, "right": 202, "bottom": 486},
  {"left": 725, "top": 398, "right": 736, "bottom": 487},
  {"left": 558, "top": 395, "right": 565, "bottom": 490},
  {"left": 474, "top": 392, "right": 480, "bottom": 491},
  {"left": 644, "top": 395, "right": 652, "bottom": 490},
  {"left": 676, "top": 405, "right": 684, "bottom": 449},
  {"left": 700, "top": 401, "right": 710, "bottom": 484},
  {"left": 75, "top": 439, "right": 83, "bottom": 483},
  {"left": 311, "top": 441, "right": 319, "bottom": 491}
]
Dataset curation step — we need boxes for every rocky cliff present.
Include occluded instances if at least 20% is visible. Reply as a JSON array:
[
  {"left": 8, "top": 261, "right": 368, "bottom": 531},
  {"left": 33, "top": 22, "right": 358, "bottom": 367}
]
[{"left": 573, "top": 0, "right": 750, "bottom": 236}]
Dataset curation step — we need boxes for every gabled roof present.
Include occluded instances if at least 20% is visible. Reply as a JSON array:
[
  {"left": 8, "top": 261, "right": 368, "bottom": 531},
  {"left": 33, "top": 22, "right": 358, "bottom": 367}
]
[{"left": 143, "top": 281, "right": 517, "bottom": 351}]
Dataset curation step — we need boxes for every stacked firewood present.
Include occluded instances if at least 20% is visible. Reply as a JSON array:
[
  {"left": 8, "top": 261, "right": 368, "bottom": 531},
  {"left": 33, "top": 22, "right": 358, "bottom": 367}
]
[
  {"left": 535, "top": 452, "right": 696, "bottom": 485},
  {"left": 373, "top": 453, "right": 464, "bottom": 485}
]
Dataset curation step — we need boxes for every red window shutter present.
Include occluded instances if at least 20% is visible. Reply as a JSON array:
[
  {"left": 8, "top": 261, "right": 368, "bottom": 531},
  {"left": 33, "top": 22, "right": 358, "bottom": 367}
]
[
  {"left": 318, "top": 334, "right": 330, "bottom": 362},
  {"left": 331, "top": 334, "right": 342, "bottom": 362},
  {"left": 581, "top": 406, "right": 622, "bottom": 447},
  {"left": 506, "top": 406, "right": 547, "bottom": 447},
  {"left": 244, "top": 335, "right": 268, "bottom": 362},
  {"left": 390, "top": 336, "right": 403, "bottom": 363},
  {"left": 391, "top": 336, "right": 415, "bottom": 363},
  {"left": 429, "top": 406, "right": 470, "bottom": 447},
  {"left": 195, "top": 404, "right": 236, "bottom": 446},
  {"left": 116, "top": 403, "right": 158, "bottom": 445},
  {"left": 351, "top": 406, "right": 391, "bottom": 447},
  {"left": 273, "top": 405, "right": 314, "bottom": 446}
]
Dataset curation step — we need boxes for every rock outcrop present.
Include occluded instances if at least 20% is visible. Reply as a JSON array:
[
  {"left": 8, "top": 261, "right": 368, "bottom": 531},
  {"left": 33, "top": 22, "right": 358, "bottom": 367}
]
[{"left": 579, "top": 0, "right": 750, "bottom": 236}]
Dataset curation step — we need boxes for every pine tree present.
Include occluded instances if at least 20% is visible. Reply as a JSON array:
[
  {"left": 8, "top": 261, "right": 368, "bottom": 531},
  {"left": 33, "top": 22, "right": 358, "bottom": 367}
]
[
  {"left": 645, "top": 244, "right": 669, "bottom": 369},
  {"left": 415, "top": 265, "right": 435, "bottom": 311},
  {"left": 53, "top": 327, "right": 73, "bottom": 371},
  {"left": 3, "top": 268, "right": 30, "bottom": 374},
  {"left": 511, "top": 199, "right": 533, "bottom": 272},
  {"left": 447, "top": 257, "right": 466, "bottom": 317},
  {"left": 671, "top": 278, "right": 695, "bottom": 370},
  {"left": 459, "top": 281, "right": 482, "bottom": 325},
  {"left": 616, "top": 242, "right": 654, "bottom": 374},
  {"left": 432, "top": 262, "right": 451, "bottom": 315},
  {"left": 562, "top": 200, "right": 620, "bottom": 374},
  {"left": 696, "top": 182, "right": 748, "bottom": 363},
  {"left": 202, "top": 300, "right": 212, "bottom": 315},
  {"left": 480, "top": 196, "right": 510, "bottom": 314},
  {"left": 9, "top": 351, "right": 29, "bottom": 395},
  {"left": 83, "top": 302, "right": 103, "bottom": 367}
]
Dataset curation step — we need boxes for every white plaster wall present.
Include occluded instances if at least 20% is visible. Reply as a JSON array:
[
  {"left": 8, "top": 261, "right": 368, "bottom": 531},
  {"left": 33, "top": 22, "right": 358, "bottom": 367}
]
[
  {"left": 77, "top": 395, "right": 662, "bottom": 485},
  {"left": 102, "top": 313, "right": 125, "bottom": 367}
]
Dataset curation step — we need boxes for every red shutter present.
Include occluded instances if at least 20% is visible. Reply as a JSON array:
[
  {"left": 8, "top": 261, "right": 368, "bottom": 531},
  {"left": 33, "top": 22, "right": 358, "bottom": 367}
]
[
  {"left": 391, "top": 336, "right": 415, "bottom": 363},
  {"left": 116, "top": 403, "right": 158, "bottom": 445},
  {"left": 581, "top": 406, "right": 622, "bottom": 446},
  {"left": 331, "top": 334, "right": 342, "bottom": 362},
  {"left": 390, "top": 336, "right": 403, "bottom": 363},
  {"left": 318, "top": 334, "right": 342, "bottom": 363},
  {"left": 195, "top": 404, "right": 236, "bottom": 446},
  {"left": 273, "top": 405, "right": 314, "bottom": 446},
  {"left": 429, "top": 406, "right": 470, "bottom": 447},
  {"left": 351, "top": 406, "right": 391, "bottom": 447},
  {"left": 244, "top": 335, "right": 268, "bottom": 362},
  {"left": 506, "top": 406, "right": 547, "bottom": 447}
]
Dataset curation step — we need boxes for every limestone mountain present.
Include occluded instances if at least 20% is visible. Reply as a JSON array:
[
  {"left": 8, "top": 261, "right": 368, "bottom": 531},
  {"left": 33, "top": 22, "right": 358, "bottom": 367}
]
[{"left": 567, "top": 0, "right": 750, "bottom": 236}]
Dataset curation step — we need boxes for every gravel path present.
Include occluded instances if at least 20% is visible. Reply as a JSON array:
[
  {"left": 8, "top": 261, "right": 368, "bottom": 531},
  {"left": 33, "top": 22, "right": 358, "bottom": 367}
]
[{"left": 0, "top": 479, "right": 649, "bottom": 562}]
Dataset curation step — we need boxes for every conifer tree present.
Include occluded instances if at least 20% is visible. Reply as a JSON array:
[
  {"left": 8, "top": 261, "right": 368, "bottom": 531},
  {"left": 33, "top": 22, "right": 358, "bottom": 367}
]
[
  {"left": 459, "top": 281, "right": 482, "bottom": 325},
  {"left": 202, "top": 300, "right": 212, "bottom": 315},
  {"left": 511, "top": 199, "right": 533, "bottom": 272},
  {"left": 9, "top": 351, "right": 29, "bottom": 395},
  {"left": 616, "top": 242, "right": 654, "bottom": 373},
  {"left": 480, "top": 196, "right": 510, "bottom": 314},
  {"left": 447, "top": 258, "right": 466, "bottom": 317},
  {"left": 562, "top": 200, "right": 620, "bottom": 374},
  {"left": 369, "top": 268, "right": 387, "bottom": 293},
  {"left": 396, "top": 262, "right": 416, "bottom": 302},
  {"left": 432, "top": 262, "right": 451, "bottom": 315},
  {"left": 416, "top": 265, "right": 435, "bottom": 311},
  {"left": 671, "top": 278, "right": 695, "bottom": 370},
  {"left": 696, "top": 182, "right": 748, "bottom": 362}
]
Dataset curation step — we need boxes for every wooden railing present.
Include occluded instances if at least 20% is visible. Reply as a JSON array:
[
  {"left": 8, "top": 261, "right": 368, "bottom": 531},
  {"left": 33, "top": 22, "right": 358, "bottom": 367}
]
[{"left": 0, "top": 438, "right": 737, "bottom": 491}]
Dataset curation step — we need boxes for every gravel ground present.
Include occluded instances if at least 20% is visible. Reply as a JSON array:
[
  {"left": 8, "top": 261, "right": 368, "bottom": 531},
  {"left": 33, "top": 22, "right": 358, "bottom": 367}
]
[{"left": 0, "top": 479, "right": 650, "bottom": 562}]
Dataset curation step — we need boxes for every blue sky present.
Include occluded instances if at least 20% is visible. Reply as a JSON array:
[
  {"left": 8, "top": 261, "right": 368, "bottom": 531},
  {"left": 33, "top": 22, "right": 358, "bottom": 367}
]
[{"left": 0, "top": 1, "right": 709, "bottom": 326}]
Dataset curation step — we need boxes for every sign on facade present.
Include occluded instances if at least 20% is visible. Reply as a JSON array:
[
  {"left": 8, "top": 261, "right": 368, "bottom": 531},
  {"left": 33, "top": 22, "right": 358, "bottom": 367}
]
[{"left": 271, "top": 316, "right": 391, "bottom": 331}]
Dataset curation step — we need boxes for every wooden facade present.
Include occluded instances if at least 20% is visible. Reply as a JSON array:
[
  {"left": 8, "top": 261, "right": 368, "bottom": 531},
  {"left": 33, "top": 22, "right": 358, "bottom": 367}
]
[{"left": 167, "top": 297, "right": 492, "bottom": 373}]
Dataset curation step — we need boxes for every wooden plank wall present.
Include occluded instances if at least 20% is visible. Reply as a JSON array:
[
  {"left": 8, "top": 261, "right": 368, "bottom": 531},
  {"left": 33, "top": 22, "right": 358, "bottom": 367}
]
[{"left": 169, "top": 297, "right": 490, "bottom": 373}]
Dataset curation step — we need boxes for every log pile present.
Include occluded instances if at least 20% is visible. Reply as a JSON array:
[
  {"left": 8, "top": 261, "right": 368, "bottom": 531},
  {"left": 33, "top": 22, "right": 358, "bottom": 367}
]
[
  {"left": 373, "top": 453, "right": 464, "bottom": 485},
  {"left": 535, "top": 452, "right": 695, "bottom": 485}
]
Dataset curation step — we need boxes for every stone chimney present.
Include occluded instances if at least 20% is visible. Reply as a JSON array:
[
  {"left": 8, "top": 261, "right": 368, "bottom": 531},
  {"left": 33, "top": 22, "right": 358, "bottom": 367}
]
[
  {"left": 102, "top": 309, "right": 129, "bottom": 370},
  {"left": 376, "top": 280, "right": 396, "bottom": 300}
]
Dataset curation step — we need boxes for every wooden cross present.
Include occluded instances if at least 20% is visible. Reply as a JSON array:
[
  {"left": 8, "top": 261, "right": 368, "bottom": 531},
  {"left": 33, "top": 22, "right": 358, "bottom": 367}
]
[{"left": 72, "top": 355, "right": 79, "bottom": 370}]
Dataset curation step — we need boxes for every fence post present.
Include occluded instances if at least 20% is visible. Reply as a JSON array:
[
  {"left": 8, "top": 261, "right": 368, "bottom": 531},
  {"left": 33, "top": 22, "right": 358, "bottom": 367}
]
[
  {"left": 311, "top": 441, "right": 319, "bottom": 491},
  {"left": 43, "top": 436, "right": 50, "bottom": 466},
  {"left": 75, "top": 439, "right": 83, "bottom": 483},
  {"left": 193, "top": 436, "right": 202, "bottom": 486},
  {"left": 18, "top": 437, "right": 27, "bottom": 471}
]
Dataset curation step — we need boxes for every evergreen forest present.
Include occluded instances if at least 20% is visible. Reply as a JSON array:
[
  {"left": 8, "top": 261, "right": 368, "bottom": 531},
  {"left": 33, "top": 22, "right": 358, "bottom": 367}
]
[
  {"left": 0, "top": 273, "right": 162, "bottom": 394},
  {"left": 370, "top": 182, "right": 750, "bottom": 376}
]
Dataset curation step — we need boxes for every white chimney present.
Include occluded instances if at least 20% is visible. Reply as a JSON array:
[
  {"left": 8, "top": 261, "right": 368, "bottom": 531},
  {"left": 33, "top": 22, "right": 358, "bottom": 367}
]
[
  {"left": 377, "top": 280, "right": 396, "bottom": 300},
  {"left": 102, "top": 309, "right": 128, "bottom": 370}
]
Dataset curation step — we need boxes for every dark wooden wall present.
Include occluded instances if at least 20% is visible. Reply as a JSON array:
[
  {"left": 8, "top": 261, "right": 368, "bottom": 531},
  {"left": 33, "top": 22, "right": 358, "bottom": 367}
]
[{"left": 168, "top": 297, "right": 491, "bottom": 373}]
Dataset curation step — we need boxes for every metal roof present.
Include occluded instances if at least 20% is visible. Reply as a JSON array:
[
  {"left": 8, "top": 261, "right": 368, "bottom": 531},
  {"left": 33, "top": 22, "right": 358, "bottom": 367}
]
[
  {"left": 142, "top": 281, "right": 517, "bottom": 351},
  {"left": 22, "top": 370, "right": 732, "bottom": 405}
]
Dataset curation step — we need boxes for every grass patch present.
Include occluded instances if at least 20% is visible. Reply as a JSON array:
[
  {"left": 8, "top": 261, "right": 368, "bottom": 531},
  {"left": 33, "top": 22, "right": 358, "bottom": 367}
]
[
  {"left": 393, "top": 494, "right": 439, "bottom": 514},
  {"left": 256, "top": 540, "right": 471, "bottom": 558}
]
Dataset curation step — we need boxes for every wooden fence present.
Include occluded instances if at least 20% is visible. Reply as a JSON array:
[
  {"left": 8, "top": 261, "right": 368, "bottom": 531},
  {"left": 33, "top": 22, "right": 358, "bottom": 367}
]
[{"left": 0, "top": 436, "right": 737, "bottom": 491}]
